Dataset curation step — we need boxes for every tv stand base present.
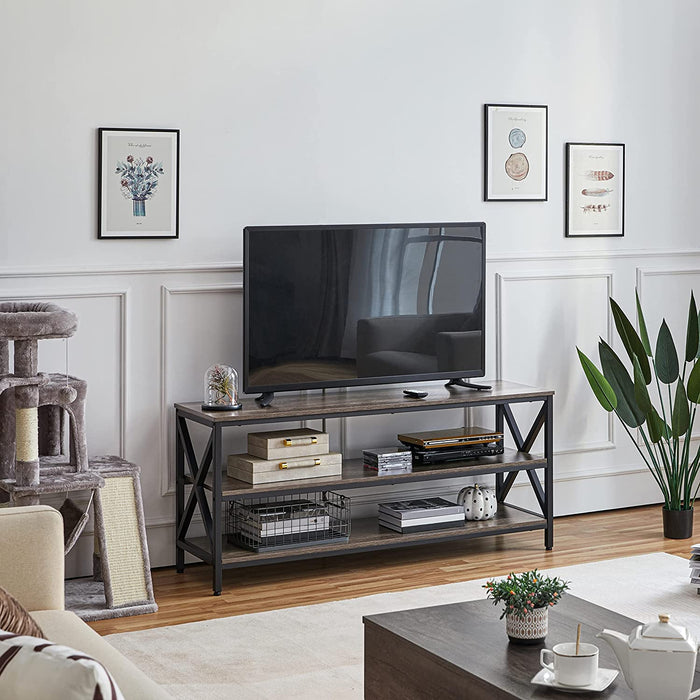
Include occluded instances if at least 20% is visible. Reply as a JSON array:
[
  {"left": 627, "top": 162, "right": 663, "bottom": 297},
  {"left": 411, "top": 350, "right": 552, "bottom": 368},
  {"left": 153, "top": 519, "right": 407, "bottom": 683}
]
[
  {"left": 255, "top": 392, "right": 275, "bottom": 407},
  {"left": 445, "top": 378, "right": 492, "bottom": 391}
]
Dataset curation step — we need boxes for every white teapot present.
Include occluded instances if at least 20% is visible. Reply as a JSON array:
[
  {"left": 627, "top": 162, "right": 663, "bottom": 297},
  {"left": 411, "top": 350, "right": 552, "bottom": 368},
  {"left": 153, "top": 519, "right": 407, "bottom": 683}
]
[{"left": 597, "top": 614, "right": 700, "bottom": 700}]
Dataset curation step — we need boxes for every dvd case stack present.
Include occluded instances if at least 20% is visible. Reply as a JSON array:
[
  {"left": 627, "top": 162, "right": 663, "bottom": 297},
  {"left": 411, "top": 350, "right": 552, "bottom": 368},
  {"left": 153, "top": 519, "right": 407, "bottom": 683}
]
[
  {"left": 363, "top": 446, "right": 412, "bottom": 473},
  {"left": 378, "top": 497, "right": 464, "bottom": 533}
]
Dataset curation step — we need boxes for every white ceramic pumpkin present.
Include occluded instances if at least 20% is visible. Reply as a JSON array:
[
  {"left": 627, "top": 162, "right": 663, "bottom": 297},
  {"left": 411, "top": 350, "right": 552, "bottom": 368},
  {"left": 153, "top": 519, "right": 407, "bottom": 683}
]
[{"left": 457, "top": 484, "right": 497, "bottom": 521}]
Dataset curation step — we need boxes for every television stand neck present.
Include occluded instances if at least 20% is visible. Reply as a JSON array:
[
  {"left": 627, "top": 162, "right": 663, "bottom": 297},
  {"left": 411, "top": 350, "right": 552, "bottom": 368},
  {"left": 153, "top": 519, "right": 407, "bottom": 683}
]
[
  {"left": 255, "top": 392, "right": 275, "bottom": 407},
  {"left": 445, "top": 378, "right": 492, "bottom": 391}
]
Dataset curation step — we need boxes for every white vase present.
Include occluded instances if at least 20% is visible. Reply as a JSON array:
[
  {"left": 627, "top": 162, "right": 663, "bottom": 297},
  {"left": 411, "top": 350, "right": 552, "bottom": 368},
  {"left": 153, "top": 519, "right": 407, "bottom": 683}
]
[{"left": 505, "top": 606, "right": 548, "bottom": 644}]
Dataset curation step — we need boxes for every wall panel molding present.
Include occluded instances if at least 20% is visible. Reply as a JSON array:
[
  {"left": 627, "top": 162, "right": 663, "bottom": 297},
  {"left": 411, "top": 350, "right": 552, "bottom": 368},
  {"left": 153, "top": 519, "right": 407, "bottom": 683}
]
[
  {"left": 0, "top": 289, "right": 128, "bottom": 456},
  {"left": 3, "top": 248, "right": 700, "bottom": 281},
  {"left": 0, "top": 262, "right": 243, "bottom": 279},
  {"left": 636, "top": 266, "right": 700, "bottom": 293},
  {"left": 495, "top": 271, "right": 614, "bottom": 455},
  {"left": 160, "top": 283, "right": 244, "bottom": 496}
]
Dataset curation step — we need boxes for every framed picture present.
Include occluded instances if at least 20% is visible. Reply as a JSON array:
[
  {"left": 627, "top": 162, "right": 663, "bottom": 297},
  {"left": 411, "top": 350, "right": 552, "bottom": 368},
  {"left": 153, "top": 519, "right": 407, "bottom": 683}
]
[
  {"left": 566, "top": 143, "right": 624, "bottom": 238},
  {"left": 98, "top": 128, "right": 179, "bottom": 239},
  {"left": 484, "top": 104, "right": 548, "bottom": 201}
]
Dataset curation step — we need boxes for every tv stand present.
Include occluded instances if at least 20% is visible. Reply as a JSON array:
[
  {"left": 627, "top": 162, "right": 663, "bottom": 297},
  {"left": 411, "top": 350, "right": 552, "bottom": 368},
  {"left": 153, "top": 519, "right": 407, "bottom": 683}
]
[
  {"left": 445, "top": 378, "right": 492, "bottom": 391},
  {"left": 254, "top": 392, "right": 275, "bottom": 407},
  {"left": 174, "top": 381, "right": 554, "bottom": 595}
]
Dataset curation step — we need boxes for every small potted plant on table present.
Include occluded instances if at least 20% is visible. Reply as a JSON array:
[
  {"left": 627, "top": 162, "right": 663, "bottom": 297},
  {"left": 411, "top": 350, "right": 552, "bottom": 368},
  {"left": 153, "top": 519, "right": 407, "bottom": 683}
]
[{"left": 484, "top": 569, "right": 570, "bottom": 644}]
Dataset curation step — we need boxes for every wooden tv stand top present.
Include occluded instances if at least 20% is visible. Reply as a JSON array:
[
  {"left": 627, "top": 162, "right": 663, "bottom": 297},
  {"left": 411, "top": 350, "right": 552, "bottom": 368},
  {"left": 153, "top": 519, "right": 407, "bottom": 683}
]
[{"left": 175, "top": 380, "right": 554, "bottom": 426}]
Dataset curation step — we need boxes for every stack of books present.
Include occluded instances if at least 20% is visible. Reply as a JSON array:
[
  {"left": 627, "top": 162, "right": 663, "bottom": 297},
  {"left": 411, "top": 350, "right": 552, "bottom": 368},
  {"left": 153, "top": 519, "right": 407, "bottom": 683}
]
[
  {"left": 689, "top": 544, "right": 700, "bottom": 587},
  {"left": 363, "top": 446, "right": 412, "bottom": 473},
  {"left": 378, "top": 497, "right": 464, "bottom": 533}
]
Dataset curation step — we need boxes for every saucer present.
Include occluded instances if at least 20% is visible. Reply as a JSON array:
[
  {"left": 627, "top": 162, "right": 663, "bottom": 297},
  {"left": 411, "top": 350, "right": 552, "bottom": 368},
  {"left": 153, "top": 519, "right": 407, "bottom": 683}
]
[{"left": 531, "top": 667, "right": 619, "bottom": 693}]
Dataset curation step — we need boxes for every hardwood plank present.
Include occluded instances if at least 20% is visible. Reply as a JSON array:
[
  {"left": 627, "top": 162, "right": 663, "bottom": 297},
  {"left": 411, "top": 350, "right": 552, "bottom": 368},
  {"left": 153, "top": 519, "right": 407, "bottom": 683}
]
[{"left": 87, "top": 504, "right": 692, "bottom": 636}]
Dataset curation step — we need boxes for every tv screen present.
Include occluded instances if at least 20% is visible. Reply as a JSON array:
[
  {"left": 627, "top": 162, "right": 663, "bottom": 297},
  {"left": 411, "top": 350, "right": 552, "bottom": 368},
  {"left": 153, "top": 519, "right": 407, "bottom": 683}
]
[{"left": 244, "top": 222, "right": 485, "bottom": 393}]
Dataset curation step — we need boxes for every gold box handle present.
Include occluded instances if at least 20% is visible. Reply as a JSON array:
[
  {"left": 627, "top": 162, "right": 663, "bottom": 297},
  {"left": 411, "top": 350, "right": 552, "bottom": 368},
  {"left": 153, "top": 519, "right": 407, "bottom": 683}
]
[
  {"left": 283, "top": 436, "right": 318, "bottom": 447},
  {"left": 279, "top": 458, "right": 321, "bottom": 470}
]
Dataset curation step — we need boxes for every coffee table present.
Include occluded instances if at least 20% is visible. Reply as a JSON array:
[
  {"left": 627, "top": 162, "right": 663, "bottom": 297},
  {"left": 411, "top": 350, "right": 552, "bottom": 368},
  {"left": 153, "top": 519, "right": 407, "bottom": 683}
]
[{"left": 363, "top": 594, "right": 700, "bottom": 699}]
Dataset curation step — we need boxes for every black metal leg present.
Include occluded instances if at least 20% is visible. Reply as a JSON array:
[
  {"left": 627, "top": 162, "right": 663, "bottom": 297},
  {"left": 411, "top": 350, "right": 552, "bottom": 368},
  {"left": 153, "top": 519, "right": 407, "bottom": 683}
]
[
  {"left": 498, "top": 398, "right": 554, "bottom": 550},
  {"left": 544, "top": 395, "right": 554, "bottom": 550},
  {"left": 212, "top": 424, "right": 223, "bottom": 596},
  {"left": 175, "top": 410, "right": 185, "bottom": 573},
  {"left": 495, "top": 404, "right": 504, "bottom": 500}
]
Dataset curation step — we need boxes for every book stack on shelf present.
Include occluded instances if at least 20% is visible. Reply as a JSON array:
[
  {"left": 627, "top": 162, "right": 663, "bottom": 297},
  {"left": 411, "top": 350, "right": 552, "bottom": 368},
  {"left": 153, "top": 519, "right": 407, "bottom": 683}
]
[
  {"left": 378, "top": 497, "right": 465, "bottom": 533},
  {"left": 363, "top": 446, "right": 412, "bottom": 473},
  {"left": 228, "top": 428, "right": 341, "bottom": 484},
  {"left": 690, "top": 544, "right": 700, "bottom": 589}
]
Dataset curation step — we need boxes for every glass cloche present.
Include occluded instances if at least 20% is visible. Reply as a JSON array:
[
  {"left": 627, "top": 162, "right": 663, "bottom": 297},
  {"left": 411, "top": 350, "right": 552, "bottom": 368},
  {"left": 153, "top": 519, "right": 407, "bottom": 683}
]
[{"left": 202, "top": 363, "right": 242, "bottom": 411}]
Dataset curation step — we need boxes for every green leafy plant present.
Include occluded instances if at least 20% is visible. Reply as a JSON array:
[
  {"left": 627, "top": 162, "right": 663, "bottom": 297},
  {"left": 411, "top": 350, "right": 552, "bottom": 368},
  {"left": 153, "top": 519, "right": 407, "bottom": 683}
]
[
  {"left": 578, "top": 291, "right": 700, "bottom": 511},
  {"left": 483, "top": 570, "right": 569, "bottom": 619}
]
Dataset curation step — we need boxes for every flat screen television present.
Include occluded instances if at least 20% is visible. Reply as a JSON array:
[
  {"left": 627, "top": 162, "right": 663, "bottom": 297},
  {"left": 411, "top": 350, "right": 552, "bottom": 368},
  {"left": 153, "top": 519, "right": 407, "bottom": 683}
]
[{"left": 244, "top": 222, "right": 486, "bottom": 397}]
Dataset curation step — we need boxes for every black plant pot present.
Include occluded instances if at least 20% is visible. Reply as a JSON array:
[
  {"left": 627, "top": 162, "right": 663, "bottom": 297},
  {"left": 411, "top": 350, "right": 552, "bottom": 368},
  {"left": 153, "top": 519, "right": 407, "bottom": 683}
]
[{"left": 662, "top": 507, "right": 694, "bottom": 539}]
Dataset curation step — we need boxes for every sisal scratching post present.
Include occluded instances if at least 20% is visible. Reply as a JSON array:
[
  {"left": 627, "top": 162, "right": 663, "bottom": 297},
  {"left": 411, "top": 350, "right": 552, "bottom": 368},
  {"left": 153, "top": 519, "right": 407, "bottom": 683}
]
[{"left": 91, "top": 456, "right": 157, "bottom": 615}]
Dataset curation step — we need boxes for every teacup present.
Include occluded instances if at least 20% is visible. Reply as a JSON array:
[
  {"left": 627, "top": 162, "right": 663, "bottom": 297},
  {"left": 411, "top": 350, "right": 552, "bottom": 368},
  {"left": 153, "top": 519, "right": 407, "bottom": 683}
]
[{"left": 540, "top": 642, "right": 599, "bottom": 687}]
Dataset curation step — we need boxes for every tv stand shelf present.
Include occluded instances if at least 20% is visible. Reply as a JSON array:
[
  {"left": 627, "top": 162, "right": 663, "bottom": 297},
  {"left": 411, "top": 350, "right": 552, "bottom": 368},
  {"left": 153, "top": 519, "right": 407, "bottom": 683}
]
[{"left": 175, "top": 380, "right": 554, "bottom": 595}]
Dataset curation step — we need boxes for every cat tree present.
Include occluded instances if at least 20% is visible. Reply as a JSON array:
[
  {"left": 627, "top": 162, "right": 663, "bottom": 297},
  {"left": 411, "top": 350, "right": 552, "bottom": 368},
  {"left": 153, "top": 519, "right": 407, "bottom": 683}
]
[
  {"left": 0, "top": 302, "right": 156, "bottom": 619},
  {"left": 0, "top": 301, "right": 102, "bottom": 505}
]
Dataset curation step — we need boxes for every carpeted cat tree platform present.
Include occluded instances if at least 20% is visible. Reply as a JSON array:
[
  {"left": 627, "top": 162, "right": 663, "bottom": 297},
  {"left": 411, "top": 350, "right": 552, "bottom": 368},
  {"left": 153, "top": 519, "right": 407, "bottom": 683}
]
[{"left": 0, "top": 302, "right": 156, "bottom": 620}]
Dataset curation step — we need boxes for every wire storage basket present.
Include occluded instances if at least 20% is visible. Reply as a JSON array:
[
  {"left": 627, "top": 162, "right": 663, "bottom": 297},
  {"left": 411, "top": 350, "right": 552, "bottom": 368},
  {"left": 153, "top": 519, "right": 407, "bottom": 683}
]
[{"left": 227, "top": 490, "right": 351, "bottom": 552}]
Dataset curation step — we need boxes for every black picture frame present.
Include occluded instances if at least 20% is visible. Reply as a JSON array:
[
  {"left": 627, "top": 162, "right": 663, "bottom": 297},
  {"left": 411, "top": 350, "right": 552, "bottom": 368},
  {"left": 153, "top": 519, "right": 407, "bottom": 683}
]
[
  {"left": 565, "top": 142, "right": 624, "bottom": 238},
  {"left": 484, "top": 104, "right": 548, "bottom": 201},
  {"left": 98, "top": 128, "right": 180, "bottom": 239}
]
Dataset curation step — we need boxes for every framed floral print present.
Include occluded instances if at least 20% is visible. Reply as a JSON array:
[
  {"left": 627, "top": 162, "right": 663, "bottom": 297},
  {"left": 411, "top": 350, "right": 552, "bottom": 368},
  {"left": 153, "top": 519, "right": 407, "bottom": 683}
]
[{"left": 98, "top": 128, "right": 180, "bottom": 239}]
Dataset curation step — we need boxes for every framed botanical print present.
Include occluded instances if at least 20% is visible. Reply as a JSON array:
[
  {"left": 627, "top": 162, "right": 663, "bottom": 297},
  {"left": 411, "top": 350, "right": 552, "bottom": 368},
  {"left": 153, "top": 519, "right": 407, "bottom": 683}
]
[
  {"left": 484, "top": 104, "right": 548, "bottom": 201},
  {"left": 98, "top": 128, "right": 180, "bottom": 239},
  {"left": 566, "top": 143, "right": 624, "bottom": 238}
]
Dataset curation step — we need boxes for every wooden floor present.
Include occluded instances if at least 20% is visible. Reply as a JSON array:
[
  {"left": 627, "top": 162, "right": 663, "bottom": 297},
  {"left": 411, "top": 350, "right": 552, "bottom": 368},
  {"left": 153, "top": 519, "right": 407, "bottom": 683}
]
[{"left": 88, "top": 504, "right": 695, "bottom": 636}]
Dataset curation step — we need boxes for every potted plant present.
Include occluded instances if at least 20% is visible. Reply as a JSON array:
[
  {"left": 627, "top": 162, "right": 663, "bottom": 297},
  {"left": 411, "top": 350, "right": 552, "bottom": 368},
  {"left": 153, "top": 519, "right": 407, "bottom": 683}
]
[
  {"left": 577, "top": 291, "right": 700, "bottom": 539},
  {"left": 484, "top": 569, "right": 570, "bottom": 644}
]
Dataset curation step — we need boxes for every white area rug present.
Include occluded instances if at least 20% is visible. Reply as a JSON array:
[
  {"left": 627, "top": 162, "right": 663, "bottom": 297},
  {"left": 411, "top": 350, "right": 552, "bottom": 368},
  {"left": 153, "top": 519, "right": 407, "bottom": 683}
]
[{"left": 107, "top": 553, "right": 698, "bottom": 699}]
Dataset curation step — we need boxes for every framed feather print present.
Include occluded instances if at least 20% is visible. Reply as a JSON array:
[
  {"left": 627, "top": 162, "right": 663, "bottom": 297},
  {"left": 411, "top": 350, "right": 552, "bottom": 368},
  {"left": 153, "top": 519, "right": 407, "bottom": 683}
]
[{"left": 566, "top": 143, "right": 624, "bottom": 237}]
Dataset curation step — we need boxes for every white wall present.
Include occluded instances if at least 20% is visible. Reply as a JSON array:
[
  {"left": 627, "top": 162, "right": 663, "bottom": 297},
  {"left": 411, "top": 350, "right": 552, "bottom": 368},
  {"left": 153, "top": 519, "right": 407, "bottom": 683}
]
[{"left": 2, "top": 0, "right": 700, "bottom": 571}]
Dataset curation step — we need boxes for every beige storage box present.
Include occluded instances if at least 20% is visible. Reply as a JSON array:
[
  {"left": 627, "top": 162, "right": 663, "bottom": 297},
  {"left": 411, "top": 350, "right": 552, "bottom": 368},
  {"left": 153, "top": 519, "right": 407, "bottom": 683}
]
[
  {"left": 228, "top": 452, "right": 342, "bottom": 484},
  {"left": 247, "top": 427, "right": 329, "bottom": 460}
]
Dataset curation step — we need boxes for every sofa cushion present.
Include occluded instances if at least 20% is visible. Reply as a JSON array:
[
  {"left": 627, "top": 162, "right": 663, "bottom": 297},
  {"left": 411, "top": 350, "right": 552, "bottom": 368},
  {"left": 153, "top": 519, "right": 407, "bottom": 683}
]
[
  {"left": 0, "top": 630, "right": 124, "bottom": 699},
  {"left": 0, "top": 587, "right": 44, "bottom": 637},
  {"left": 31, "top": 610, "right": 171, "bottom": 699}
]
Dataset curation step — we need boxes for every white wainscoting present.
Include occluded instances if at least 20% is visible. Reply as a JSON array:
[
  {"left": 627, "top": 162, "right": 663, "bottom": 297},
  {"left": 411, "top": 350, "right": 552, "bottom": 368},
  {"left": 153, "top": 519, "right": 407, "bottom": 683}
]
[
  {"left": 2, "top": 253, "right": 700, "bottom": 570},
  {"left": 494, "top": 271, "right": 615, "bottom": 455}
]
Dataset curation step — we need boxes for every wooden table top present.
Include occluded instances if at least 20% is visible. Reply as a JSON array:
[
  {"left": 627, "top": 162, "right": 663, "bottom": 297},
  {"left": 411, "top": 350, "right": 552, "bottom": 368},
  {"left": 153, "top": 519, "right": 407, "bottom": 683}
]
[
  {"left": 176, "top": 380, "right": 554, "bottom": 425},
  {"left": 363, "top": 595, "right": 691, "bottom": 698}
]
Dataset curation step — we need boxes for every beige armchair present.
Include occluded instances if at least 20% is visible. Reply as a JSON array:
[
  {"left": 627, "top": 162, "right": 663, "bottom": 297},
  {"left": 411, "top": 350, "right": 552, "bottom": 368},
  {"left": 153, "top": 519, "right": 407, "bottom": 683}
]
[{"left": 0, "top": 505, "right": 170, "bottom": 699}]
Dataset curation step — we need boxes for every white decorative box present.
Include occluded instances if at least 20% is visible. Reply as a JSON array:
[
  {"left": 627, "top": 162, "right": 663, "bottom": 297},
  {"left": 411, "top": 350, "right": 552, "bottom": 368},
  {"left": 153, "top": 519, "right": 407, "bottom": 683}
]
[
  {"left": 227, "top": 452, "right": 342, "bottom": 484},
  {"left": 247, "top": 428, "right": 329, "bottom": 460}
]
